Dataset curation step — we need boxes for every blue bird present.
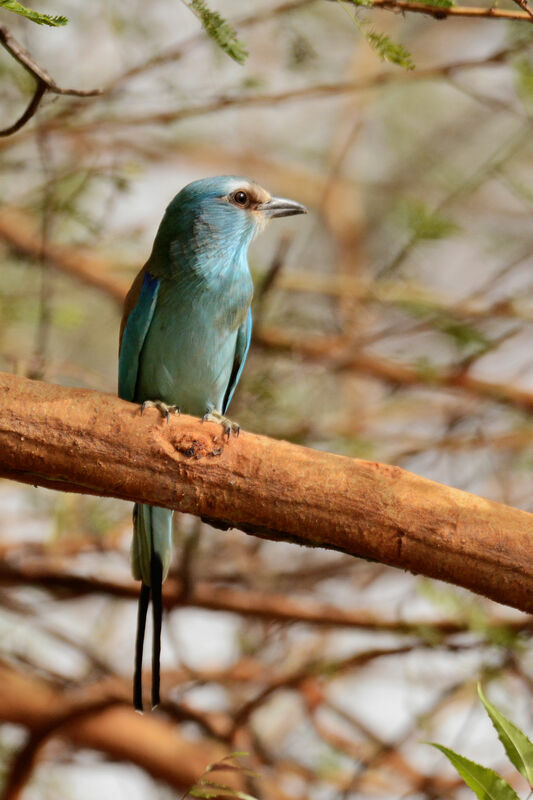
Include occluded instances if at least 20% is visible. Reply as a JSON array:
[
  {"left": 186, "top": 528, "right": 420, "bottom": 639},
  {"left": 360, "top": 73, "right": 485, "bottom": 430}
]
[{"left": 118, "top": 176, "right": 306, "bottom": 710}]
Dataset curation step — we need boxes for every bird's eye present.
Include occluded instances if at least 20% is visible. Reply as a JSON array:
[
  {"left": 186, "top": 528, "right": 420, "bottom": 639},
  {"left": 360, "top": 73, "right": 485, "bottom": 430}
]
[{"left": 233, "top": 191, "right": 248, "bottom": 206}]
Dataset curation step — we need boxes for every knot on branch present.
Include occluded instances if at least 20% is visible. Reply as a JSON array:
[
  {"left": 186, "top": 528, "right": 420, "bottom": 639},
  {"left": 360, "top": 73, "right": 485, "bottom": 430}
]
[{"left": 160, "top": 428, "right": 225, "bottom": 461}]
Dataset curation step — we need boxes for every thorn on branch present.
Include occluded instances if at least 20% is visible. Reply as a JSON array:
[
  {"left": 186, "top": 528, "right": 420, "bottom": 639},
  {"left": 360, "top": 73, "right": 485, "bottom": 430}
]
[{"left": 0, "top": 25, "right": 102, "bottom": 137}]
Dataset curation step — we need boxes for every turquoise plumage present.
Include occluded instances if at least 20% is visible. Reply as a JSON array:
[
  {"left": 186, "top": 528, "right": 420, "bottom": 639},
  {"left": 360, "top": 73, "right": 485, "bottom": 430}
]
[{"left": 119, "top": 176, "right": 306, "bottom": 710}]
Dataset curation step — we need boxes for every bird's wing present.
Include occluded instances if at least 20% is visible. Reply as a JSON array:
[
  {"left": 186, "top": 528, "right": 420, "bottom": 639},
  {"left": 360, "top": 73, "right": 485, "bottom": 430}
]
[
  {"left": 223, "top": 307, "right": 252, "bottom": 414},
  {"left": 118, "top": 269, "right": 160, "bottom": 401}
]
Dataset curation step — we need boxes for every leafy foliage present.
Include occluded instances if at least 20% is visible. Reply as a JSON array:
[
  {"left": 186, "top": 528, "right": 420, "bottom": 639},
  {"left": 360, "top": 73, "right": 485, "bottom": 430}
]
[
  {"left": 434, "top": 316, "right": 489, "bottom": 353},
  {"left": 478, "top": 685, "right": 533, "bottom": 788},
  {"left": 430, "top": 684, "right": 533, "bottom": 799},
  {"left": 184, "top": 0, "right": 248, "bottom": 64},
  {"left": 429, "top": 743, "right": 520, "bottom": 800},
  {"left": 364, "top": 28, "right": 415, "bottom": 68},
  {"left": 397, "top": 297, "right": 489, "bottom": 356},
  {"left": 400, "top": 198, "right": 460, "bottom": 240},
  {"left": 0, "top": 0, "right": 67, "bottom": 26},
  {"left": 339, "top": 0, "right": 415, "bottom": 68}
]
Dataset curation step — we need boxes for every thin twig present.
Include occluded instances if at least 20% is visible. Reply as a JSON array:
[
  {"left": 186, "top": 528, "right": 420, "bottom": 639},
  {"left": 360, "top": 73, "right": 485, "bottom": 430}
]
[
  {"left": 509, "top": 0, "right": 533, "bottom": 20},
  {"left": 353, "top": 0, "right": 533, "bottom": 22},
  {"left": 107, "top": 0, "right": 533, "bottom": 93},
  {"left": 0, "top": 80, "right": 46, "bottom": 136},
  {"left": 73, "top": 45, "right": 522, "bottom": 133},
  {"left": 0, "top": 25, "right": 102, "bottom": 137}
]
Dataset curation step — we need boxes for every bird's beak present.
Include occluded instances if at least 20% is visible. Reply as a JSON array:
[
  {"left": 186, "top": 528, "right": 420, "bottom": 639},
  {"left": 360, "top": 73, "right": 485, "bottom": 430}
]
[{"left": 258, "top": 196, "right": 308, "bottom": 218}]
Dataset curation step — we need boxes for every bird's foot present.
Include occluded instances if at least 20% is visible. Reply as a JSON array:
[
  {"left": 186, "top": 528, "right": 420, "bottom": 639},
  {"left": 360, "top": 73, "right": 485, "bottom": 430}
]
[
  {"left": 202, "top": 409, "right": 240, "bottom": 439},
  {"left": 141, "top": 400, "right": 181, "bottom": 423}
]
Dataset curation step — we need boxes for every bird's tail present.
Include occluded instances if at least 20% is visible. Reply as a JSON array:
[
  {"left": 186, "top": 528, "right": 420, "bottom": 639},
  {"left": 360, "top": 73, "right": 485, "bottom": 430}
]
[{"left": 131, "top": 503, "right": 173, "bottom": 711}]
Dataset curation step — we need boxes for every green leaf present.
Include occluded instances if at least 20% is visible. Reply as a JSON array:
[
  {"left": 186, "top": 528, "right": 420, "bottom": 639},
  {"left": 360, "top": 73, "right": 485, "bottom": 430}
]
[
  {"left": 478, "top": 683, "right": 533, "bottom": 787},
  {"left": 400, "top": 199, "right": 460, "bottom": 240},
  {"left": 434, "top": 316, "right": 489, "bottom": 354},
  {"left": 337, "top": 0, "right": 415, "bottom": 69},
  {"left": 364, "top": 29, "right": 415, "bottom": 69},
  {"left": 0, "top": 0, "right": 67, "bottom": 25},
  {"left": 429, "top": 743, "right": 521, "bottom": 800},
  {"left": 185, "top": 0, "right": 248, "bottom": 64}
]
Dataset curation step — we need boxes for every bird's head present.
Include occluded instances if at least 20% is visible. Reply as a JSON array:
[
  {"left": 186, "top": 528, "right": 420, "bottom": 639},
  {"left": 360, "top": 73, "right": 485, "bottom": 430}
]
[{"left": 152, "top": 176, "right": 307, "bottom": 273}]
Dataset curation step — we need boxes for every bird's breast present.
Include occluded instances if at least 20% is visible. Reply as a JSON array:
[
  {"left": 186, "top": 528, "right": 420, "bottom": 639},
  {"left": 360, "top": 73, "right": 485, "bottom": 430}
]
[{"left": 134, "top": 267, "right": 252, "bottom": 416}]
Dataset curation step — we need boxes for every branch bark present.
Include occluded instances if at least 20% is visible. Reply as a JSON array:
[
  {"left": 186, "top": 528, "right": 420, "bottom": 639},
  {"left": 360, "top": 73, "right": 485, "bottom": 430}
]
[{"left": 1, "top": 371, "right": 532, "bottom": 613}]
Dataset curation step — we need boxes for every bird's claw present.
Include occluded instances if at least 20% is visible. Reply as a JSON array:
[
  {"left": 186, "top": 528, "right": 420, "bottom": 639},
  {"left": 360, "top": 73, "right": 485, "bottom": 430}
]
[
  {"left": 141, "top": 400, "right": 181, "bottom": 423},
  {"left": 202, "top": 410, "right": 240, "bottom": 439}
]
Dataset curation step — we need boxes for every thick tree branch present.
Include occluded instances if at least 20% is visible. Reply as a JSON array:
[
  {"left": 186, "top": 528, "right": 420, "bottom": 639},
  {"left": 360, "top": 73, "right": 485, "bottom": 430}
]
[{"left": 0, "top": 371, "right": 532, "bottom": 614}]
